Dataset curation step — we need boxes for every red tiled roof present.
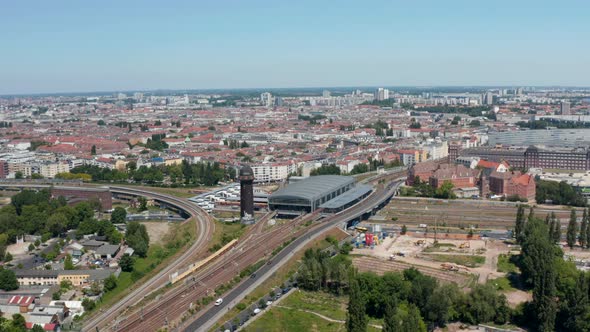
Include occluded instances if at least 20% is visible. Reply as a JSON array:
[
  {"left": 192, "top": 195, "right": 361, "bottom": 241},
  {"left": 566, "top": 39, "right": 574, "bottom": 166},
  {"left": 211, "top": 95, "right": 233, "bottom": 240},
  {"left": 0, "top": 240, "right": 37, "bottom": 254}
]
[
  {"left": 513, "top": 173, "right": 533, "bottom": 186},
  {"left": 477, "top": 160, "right": 500, "bottom": 169}
]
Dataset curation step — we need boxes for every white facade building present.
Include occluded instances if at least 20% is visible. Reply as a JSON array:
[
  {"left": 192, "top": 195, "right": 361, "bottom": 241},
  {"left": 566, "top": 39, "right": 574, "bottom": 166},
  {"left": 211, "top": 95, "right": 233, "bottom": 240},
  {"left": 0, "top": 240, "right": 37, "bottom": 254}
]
[{"left": 251, "top": 162, "right": 297, "bottom": 182}]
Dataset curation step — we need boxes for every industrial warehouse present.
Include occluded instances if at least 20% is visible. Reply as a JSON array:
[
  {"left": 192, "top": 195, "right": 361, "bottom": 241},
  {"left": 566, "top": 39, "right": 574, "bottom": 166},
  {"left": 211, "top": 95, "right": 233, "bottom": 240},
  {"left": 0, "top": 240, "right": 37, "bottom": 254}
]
[{"left": 268, "top": 175, "right": 372, "bottom": 215}]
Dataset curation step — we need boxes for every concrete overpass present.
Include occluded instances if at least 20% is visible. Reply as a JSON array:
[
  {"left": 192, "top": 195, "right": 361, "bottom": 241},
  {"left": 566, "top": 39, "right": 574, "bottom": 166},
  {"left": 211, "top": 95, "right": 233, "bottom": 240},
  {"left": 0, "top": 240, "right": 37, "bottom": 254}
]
[{"left": 0, "top": 182, "right": 198, "bottom": 218}]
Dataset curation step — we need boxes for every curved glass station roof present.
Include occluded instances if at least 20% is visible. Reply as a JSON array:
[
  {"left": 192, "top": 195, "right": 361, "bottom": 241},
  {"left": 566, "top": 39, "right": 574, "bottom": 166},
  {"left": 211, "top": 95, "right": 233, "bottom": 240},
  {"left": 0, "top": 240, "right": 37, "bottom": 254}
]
[{"left": 269, "top": 175, "right": 354, "bottom": 203}]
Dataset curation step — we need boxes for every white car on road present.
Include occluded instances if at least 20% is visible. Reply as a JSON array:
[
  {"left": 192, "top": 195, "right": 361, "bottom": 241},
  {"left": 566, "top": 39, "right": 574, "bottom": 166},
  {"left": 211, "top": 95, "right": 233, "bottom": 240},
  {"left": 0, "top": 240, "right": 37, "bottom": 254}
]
[{"left": 215, "top": 298, "right": 223, "bottom": 306}]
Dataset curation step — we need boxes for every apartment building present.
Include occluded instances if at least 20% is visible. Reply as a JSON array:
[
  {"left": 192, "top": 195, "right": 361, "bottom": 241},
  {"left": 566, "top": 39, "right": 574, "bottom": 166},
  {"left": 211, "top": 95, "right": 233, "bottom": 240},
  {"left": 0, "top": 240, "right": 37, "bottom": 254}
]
[{"left": 251, "top": 162, "right": 298, "bottom": 182}]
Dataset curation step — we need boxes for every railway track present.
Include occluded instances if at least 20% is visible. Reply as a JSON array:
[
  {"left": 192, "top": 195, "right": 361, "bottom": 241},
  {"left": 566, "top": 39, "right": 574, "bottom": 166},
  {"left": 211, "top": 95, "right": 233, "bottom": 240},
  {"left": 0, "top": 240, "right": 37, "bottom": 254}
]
[
  {"left": 83, "top": 186, "right": 216, "bottom": 332},
  {"left": 109, "top": 178, "right": 404, "bottom": 332},
  {"left": 182, "top": 181, "right": 404, "bottom": 331},
  {"left": 112, "top": 211, "right": 323, "bottom": 331},
  {"left": 352, "top": 256, "right": 472, "bottom": 286}
]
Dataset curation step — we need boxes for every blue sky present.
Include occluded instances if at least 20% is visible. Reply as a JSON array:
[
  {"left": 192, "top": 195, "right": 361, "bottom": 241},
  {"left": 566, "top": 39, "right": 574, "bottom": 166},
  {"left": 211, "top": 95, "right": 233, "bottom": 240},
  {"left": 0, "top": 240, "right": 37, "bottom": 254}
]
[{"left": 1, "top": 0, "right": 589, "bottom": 94}]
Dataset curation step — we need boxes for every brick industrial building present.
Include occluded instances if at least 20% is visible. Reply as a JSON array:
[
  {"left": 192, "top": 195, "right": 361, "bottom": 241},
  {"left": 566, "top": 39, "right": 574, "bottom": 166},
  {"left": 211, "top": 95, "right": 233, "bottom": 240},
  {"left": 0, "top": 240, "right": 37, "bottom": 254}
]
[
  {"left": 408, "top": 160, "right": 536, "bottom": 202},
  {"left": 459, "top": 145, "right": 590, "bottom": 171}
]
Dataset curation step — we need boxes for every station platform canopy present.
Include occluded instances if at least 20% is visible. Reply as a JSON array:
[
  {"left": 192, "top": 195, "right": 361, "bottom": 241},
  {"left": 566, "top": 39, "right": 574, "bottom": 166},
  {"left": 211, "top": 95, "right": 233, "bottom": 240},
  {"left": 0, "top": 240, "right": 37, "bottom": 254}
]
[{"left": 319, "top": 184, "right": 373, "bottom": 212}]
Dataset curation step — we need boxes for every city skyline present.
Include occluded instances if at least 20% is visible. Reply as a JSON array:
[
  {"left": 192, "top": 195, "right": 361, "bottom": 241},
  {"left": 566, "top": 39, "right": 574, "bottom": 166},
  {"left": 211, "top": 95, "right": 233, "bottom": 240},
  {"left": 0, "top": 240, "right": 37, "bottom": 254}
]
[{"left": 2, "top": 0, "right": 590, "bottom": 94}]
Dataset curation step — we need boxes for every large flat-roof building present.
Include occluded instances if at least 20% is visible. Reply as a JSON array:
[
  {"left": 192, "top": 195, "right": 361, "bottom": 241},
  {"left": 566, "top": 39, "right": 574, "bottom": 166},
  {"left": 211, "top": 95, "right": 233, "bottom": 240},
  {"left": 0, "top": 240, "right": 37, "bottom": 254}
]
[
  {"left": 460, "top": 145, "right": 590, "bottom": 171},
  {"left": 487, "top": 129, "right": 590, "bottom": 147},
  {"left": 268, "top": 175, "right": 356, "bottom": 213}
]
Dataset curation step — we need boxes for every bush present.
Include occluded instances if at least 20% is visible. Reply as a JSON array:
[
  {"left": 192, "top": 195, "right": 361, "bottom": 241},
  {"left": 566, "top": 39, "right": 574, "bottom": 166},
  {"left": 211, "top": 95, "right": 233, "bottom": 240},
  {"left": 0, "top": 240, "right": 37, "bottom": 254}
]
[
  {"left": 82, "top": 298, "right": 96, "bottom": 311},
  {"left": 103, "top": 275, "right": 117, "bottom": 292},
  {"left": 52, "top": 291, "right": 62, "bottom": 300}
]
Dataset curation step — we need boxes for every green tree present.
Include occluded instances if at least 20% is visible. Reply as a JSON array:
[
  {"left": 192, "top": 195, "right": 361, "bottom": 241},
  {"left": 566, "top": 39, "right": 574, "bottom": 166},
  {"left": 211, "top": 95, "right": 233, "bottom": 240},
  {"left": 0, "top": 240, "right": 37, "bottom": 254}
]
[
  {"left": 462, "top": 284, "right": 509, "bottom": 325},
  {"left": 515, "top": 205, "right": 525, "bottom": 243},
  {"left": 579, "top": 208, "right": 588, "bottom": 248},
  {"left": 31, "top": 324, "right": 45, "bottom": 332},
  {"left": 52, "top": 290, "right": 62, "bottom": 300},
  {"left": 46, "top": 212, "right": 68, "bottom": 236},
  {"left": 97, "top": 119, "right": 106, "bottom": 126},
  {"left": 567, "top": 209, "right": 578, "bottom": 249},
  {"left": 521, "top": 216, "right": 557, "bottom": 331},
  {"left": 425, "top": 283, "right": 461, "bottom": 327},
  {"left": 110, "top": 207, "right": 127, "bottom": 223},
  {"left": 310, "top": 164, "right": 341, "bottom": 176},
  {"left": 11, "top": 313, "right": 26, "bottom": 329},
  {"left": 15, "top": 171, "right": 23, "bottom": 179},
  {"left": 586, "top": 215, "right": 590, "bottom": 249},
  {"left": 138, "top": 196, "right": 148, "bottom": 212},
  {"left": 559, "top": 273, "right": 590, "bottom": 332},
  {"left": 125, "top": 221, "right": 149, "bottom": 257},
  {"left": 390, "top": 303, "right": 427, "bottom": 332},
  {"left": 0, "top": 268, "right": 19, "bottom": 291},
  {"left": 401, "top": 225, "right": 407, "bottom": 235},
  {"left": 552, "top": 212, "right": 561, "bottom": 244},
  {"left": 528, "top": 207, "right": 535, "bottom": 222},
  {"left": 103, "top": 274, "right": 117, "bottom": 292},
  {"left": 91, "top": 145, "right": 97, "bottom": 155},
  {"left": 82, "top": 298, "right": 96, "bottom": 311},
  {"left": 383, "top": 295, "right": 398, "bottom": 332},
  {"left": 434, "top": 181, "right": 456, "bottom": 199},
  {"left": 346, "top": 277, "right": 367, "bottom": 332},
  {"left": 3, "top": 252, "right": 12, "bottom": 262},
  {"left": 119, "top": 254, "right": 134, "bottom": 272},
  {"left": 64, "top": 254, "right": 75, "bottom": 270}
]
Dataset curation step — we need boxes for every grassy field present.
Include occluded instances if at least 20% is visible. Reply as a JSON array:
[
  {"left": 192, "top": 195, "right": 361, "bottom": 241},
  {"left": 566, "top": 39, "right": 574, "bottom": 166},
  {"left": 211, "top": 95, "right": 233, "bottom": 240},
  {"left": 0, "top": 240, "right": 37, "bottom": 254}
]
[
  {"left": 244, "top": 291, "right": 382, "bottom": 332},
  {"left": 208, "top": 220, "right": 246, "bottom": 252},
  {"left": 244, "top": 306, "right": 347, "bottom": 332},
  {"left": 210, "top": 229, "right": 346, "bottom": 331},
  {"left": 283, "top": 290, "right": 348, "bottom": 321},
  {"left": 486, "top": 276, "right": 515, "bottom": 292},
  {"left": 422, "top": 242, "right": 457, "bottom": 253},
  {"left": 497, "top": 254, "right": 519, "bottom": 273},
  {"left": 426, "top": 254, "right": 486, "bottom": 268}
]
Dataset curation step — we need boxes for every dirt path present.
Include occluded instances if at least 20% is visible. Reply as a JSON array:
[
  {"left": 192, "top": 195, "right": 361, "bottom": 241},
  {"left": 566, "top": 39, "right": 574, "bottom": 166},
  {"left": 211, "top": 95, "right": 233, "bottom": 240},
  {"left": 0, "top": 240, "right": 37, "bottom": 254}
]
[
  {"left": 275, "top": 305, "right": 383, "bottom": 330},
  {"left": 470, "top": 240, "right": 505, "bottom": 283}
]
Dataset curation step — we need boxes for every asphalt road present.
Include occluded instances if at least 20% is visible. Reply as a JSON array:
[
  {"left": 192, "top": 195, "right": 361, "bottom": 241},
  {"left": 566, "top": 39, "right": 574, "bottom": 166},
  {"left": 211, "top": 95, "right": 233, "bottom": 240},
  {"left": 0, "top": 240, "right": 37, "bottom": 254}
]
[{"left": 184, "top": 180, "right": 402, "bottom": 332}]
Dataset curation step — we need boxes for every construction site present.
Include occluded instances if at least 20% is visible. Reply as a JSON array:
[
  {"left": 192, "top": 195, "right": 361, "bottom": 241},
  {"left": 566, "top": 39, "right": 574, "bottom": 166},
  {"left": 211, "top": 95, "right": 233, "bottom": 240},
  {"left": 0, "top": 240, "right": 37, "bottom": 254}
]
[{"left": 343, "top": 196, "right": 549, "bottom": 308}]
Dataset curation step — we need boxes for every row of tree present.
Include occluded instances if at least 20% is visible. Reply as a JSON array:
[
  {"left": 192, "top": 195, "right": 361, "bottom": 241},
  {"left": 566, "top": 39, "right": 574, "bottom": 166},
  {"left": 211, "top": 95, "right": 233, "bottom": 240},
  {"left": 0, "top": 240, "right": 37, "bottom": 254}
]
[
  {"left": 0, "top": 189, "right": 125, "bottom": 254},
  {"left": 125, "top": 222, "right": 150, "bottom": 257},
  {"left": 68, "top": 160, "right": 234, "bottom": 186},
  {"left": 536, "top": 180, "right": 587, "bottom": 207},
  {"left": 515, "top": 205, "right": 590, "bottom": 250},
  {"left": 401, "top": 176, "right": 457, "bottom": 199},
  {"left": 514, "top": 205, "right": 590, "bottom": 331},
  {"left": 298, "top": 248, "right": 510, "bottom": 331},
  {"left": 0, "top": 313, "right": 45, "bottom": 332},
  {"left": 223, "top": 139, "right": 249, "bottom": 149}
]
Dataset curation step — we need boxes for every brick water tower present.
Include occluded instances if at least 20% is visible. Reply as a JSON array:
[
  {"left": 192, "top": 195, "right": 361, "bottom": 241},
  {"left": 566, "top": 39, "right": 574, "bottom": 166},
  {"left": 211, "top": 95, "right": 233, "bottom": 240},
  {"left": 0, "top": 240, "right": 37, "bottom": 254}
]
[{"left": 239, "top": 165, "right": 255, "bottom": 223}]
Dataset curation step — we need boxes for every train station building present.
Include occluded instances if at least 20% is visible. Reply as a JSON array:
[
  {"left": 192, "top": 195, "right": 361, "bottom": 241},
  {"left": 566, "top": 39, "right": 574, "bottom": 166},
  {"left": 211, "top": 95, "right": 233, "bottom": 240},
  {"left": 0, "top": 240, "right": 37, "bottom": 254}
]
[{"left": 268, "top": 175, "right": 371, "bottom": 215}]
